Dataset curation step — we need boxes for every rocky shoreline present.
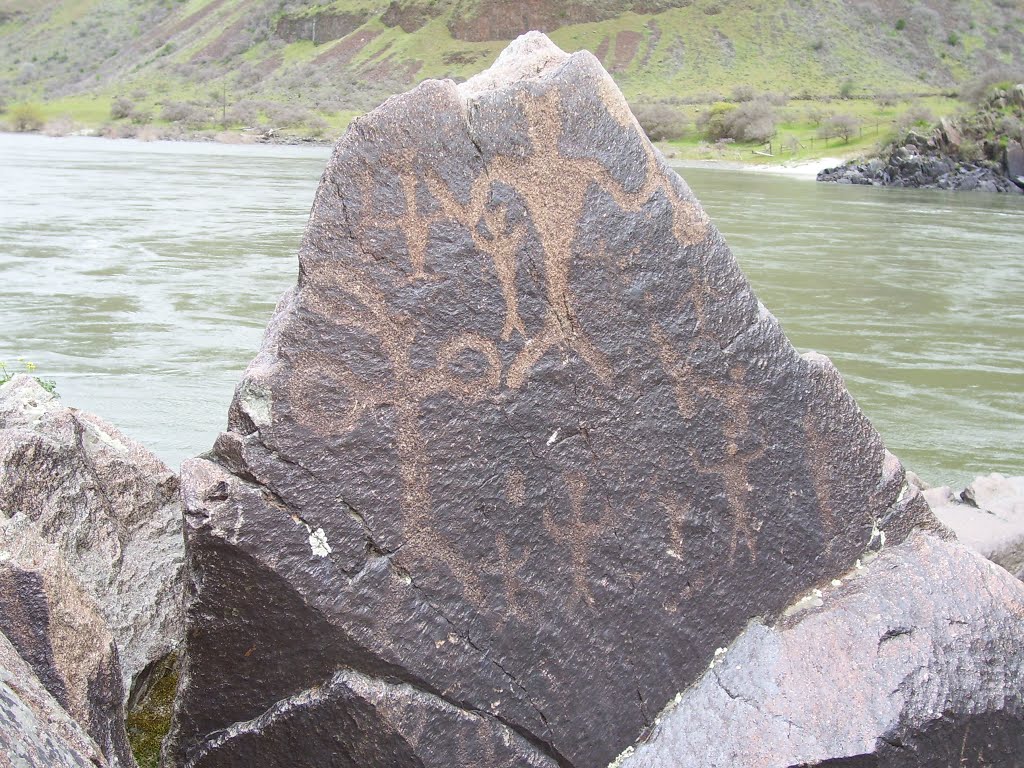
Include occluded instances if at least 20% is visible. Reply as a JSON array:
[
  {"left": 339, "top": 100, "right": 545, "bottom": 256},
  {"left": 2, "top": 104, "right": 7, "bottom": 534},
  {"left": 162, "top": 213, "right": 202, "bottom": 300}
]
[
  {"left": 817, "top": 137, "right": 1024, "bottom": 193},
  {"left": 818, "top": 87, "right": 1024, "bottom": 194}
]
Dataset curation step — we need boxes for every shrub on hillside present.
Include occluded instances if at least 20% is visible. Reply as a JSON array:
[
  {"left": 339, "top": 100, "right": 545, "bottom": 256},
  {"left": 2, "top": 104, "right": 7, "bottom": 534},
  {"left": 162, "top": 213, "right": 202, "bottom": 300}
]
[
  {"left": 731, "top": 85, "right": 757, "bottom": 103},
  {"left": 960, "top": 67, "right": 1024, "bottom": 105},
  {"left": 726, "top": 100, "right": 778, "bottom": 142},
  {"left": 10, "top": 103, "right": 44, "bottom": 132},
  {"left": 696, "top": 104, "right": 736, "bottom": 141},
  {"left": 227, "top": 101, "right": 259, "bottom": 127},
  {"left": 896, "top": 105, "right": 934, "bottom": 134},
  {"left": 632, "top": 103, "right": 688, "bottom": 141},
  {"left": 110, "top": 96, "right": 133, "bottom": 120},
  {"left": 264, "top": 104, "right": 311, "bottom": 129},
  {"left": 817, "top": 113, "right": 861, "bottom": 143},
  {"left": 160, "top": 101, "right": 213, "bottom": 129},
  {"left": 698, "top": 100, "right": 778, "bottom": 143},
  {"left": 307, "top": 116, "right": 329, "bottom": 138}
]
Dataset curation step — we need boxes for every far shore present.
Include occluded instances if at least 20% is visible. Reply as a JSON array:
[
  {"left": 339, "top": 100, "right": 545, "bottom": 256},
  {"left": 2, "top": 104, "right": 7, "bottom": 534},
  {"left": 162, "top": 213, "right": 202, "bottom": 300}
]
[{"left": 0, "top": 127, "right": 855, "bottom": 176}]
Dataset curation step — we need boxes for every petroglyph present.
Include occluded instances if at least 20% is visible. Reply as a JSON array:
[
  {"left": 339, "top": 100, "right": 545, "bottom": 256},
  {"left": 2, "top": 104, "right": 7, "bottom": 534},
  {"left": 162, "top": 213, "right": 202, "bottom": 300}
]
[
  {"left": 168, "top": 35, "right": 941, "bottom": 768},
  {"left": 542, "top": 472, "right": 614, "bottom": 607}
]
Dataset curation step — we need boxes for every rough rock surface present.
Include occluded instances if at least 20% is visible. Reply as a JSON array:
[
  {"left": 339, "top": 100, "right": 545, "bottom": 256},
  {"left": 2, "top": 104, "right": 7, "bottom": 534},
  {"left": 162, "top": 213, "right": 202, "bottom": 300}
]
[
  {"left": 615, "top": 531, "right": 1024, "bottom": 767},
  {"left": 167, "top": 33, "right": 945, "bottom": 768},
  {"left": 0, "top": 527, "right": 135, "bottom": 767},
  {"left": 0, "top": 375, "right": 183, "bottom": 699},
  {"left": 0, "top": 628, "right": 108, "bottom": 768},
  {"left": 817, "top": 123, "right": 1024, "bottom": 194},
  {"left": 923, "top": 473, "right": 1024, "bottom": 580}
]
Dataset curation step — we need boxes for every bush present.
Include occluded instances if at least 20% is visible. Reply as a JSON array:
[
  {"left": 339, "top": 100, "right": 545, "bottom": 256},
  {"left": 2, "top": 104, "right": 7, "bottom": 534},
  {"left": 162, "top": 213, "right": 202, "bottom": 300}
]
[
  {"left": 946, "top": 31, "right": 960, "bottom": 46},
  {"left": 631, "top": 103, "right": 688, "bottom": 141},
  {"left": 818, "top": 113, "right": 861, "bottom": 143},
  {"left": 110, "top": 96, "right": 133, "bottom": 120},
  {"left": 9, "top": 103, "right": 44, "bottom": 132},
  {"left": 725, "top": 99, "right": 778, "bottom": 142},
  {"left": 696, "top": 104, "right": 736, "bottom": 141},
  {"left": 960, "top": 66, "right": 1024, "bottom": 105},
  {"left": 226, "top": 101, "right": 259, "bottom": 127},
  {"left": 731, "top": 84, "right": 758, "bottom": 103},
  {"left": 698, "top": 100, "right": 778, "bottom": 143},
  {"left": 895, "top": 18, "right": 906, "bottom": 31},
  {"left": 896, "top": 104, "right": 934, "bottom": 133},
  {"left": 129, "top": 107, "right": 153, "bottom": 125},
  {"left": 160, "top": 101, "right": 212, "bottom": 128},
  {"left": 839, "top": 79, "right": 856, "bottom": 99},
  {"left": 306, "top": 115, "right": 329, "bottom": 138}
]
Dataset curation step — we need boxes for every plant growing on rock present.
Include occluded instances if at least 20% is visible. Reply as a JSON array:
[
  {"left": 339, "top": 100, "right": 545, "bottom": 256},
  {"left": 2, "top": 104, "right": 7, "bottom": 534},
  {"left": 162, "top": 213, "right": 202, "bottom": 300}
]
[{"left": 0, "top": 359, "right": 57, "bottom": 395}]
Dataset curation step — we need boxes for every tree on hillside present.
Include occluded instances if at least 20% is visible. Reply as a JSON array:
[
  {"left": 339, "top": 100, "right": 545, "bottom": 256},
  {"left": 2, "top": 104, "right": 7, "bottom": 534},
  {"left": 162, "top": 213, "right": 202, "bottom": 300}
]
[
  {"left": 818, "top": 113, "right": 861, "bottom": 143},
  {"left": 698, "top": 100, "right": 778, "bottom": 143},
  {"left": 632, "top": 103, "right": 688, "bottom": 141}
]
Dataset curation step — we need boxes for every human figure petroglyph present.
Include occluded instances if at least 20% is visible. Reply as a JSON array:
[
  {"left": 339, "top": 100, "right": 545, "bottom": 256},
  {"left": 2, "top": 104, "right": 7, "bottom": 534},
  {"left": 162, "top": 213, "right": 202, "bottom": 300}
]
[
  {"left": 542, "top": 472, "right": 614, "bottom": 607},
  {"left": 291, "top": 77, "right": 725, "bottom": 614}
]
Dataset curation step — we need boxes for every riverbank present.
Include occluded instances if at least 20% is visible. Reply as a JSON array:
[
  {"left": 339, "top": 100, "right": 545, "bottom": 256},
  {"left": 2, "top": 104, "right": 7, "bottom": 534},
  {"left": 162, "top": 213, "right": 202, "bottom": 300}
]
[
  {"left": 817, "top": 87, "right": 1024, "bottom": 194},
  {"left": 0, "top": 126, "right": 856, "bottom": 177}
]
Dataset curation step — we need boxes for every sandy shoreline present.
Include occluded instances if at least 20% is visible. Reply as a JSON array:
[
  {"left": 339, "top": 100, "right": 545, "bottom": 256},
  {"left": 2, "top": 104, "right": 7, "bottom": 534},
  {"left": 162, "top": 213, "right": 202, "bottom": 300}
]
[{"left": 667, "top": 155, "right": 851, "bottom": 177}]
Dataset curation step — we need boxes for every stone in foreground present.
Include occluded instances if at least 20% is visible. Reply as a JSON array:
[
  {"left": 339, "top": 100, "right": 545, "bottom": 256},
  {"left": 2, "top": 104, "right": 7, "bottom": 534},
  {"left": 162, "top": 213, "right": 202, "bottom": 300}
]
[
  {"left": 616, "top": 532, "right": 1024, "bottom": 767},
  {"left": 167, "top": 33, "right": 948, "bottom": 768},
  {"left": 0, "top": 375, "right": 184, "bottom": 701},
  {"left": 0, "top": 628, "right": 108, "bottom": 768},
  {"left": 924, "top": 473, "right": 1024, "bottom": 580},
  {"left": 0, "top": 527, "right": 135, "bottom": 767}
]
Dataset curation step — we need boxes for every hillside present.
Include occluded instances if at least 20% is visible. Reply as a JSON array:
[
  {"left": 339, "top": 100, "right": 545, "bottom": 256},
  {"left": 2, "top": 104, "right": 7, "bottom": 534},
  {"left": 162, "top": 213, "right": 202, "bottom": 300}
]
[{"left": 0, "top": 0, "right": 1022, "bottom": 135}]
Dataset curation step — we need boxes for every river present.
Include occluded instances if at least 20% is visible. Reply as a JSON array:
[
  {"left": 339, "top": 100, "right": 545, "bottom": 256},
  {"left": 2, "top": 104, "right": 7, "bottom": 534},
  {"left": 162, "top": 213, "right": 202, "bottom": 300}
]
[{"left": 1, "top": 133, "right": 1021, "bottom": 487}]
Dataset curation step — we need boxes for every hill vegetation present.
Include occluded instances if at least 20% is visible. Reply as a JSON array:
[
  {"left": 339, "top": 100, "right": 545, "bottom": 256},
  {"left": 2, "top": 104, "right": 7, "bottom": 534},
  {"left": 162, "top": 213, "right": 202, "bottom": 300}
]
[{"left": 0, "top": 0, "right": 1021, "bottom": 160}]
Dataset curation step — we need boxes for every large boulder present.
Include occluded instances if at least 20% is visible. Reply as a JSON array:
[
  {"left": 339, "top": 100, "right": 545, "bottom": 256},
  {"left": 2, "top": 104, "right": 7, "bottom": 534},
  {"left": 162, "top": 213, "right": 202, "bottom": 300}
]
[
  {"left": 167, "top": 33, "right": 952, "bottom": 768},
  {"left": 0, "top": 627, "right": 108, "bottom": 768},
  {"left": 923, "top": 473, "right": 1024, "bottom": 580},
  {"left": 0, "top": 375, "right": 183, "bottom": 700},
  {"left": 0, "top": 527, "right": 135, "bottom": 767},
  {"left": 615, "top": 531, "right": 1024, "bottom": 767}
]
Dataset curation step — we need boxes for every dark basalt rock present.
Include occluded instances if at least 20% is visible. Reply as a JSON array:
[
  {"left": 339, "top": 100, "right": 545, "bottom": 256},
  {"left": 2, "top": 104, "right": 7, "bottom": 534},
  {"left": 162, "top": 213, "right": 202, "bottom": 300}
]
[
  {"left": 817, "top": 129, "right": 1024, "bottom": 194},
  {"left": 614, "top": 532, "right": 1024, "bottom": 768},
  {"left": 166, "top": 33, "right": 949, "bottom": 768}
]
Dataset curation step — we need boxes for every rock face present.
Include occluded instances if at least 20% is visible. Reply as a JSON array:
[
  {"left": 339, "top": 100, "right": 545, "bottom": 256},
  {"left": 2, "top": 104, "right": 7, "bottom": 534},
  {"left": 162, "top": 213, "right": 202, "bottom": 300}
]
[
  {"left": 0, "top": 628, "right": 108, "bottom": 768},
  {"left": 0, "top": 375, "right": 183, "bottom": 701},
  {"left": 0, "top": 527, "right": 135, "bottom": 767},
  {"left": 923, "top": 473, "right": 1024, "bottom": 580},
  {"left": 167, "top": 33, "right": 948, "bottom": 768},
  {"left": 615, "top": 531, "right": 1024, "bottom": 767}
]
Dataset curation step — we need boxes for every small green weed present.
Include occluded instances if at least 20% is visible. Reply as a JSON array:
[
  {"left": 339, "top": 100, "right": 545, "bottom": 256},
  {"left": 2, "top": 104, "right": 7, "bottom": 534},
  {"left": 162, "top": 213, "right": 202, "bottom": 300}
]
[{"left": 0, "top": 359, "right": 58, "bottom": 396}]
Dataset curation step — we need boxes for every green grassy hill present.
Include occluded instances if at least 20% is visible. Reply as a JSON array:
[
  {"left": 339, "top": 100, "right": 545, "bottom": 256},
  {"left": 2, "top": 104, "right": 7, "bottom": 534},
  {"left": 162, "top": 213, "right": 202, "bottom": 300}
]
[{"left": 1, "top": 0, "right": 1021, "bottom": 146}]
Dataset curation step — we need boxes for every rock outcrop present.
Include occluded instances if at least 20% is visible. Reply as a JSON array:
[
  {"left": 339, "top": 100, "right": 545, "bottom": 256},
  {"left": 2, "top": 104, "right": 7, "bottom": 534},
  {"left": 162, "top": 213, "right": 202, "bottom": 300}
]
[
  {"left": 615, "top": 531, "right": 1024, "bottom": 767},
  {"left": 0, "top": 527, "right": 135, "bottom": 767},
  {"left": 164, "top": 33, "right": 1022, "bottom": 768},
  {"left": 923, "top": 473, "right": 1024, "bottom": 580},
  {"left": 0, "top": 627, "right": 108, "bottom": 768},
  {"left": 0, "top": 375, "right": 183, "bottom": 701},
  {"left": 817, "top": 97, "right": 1024, "bottom": 194}
]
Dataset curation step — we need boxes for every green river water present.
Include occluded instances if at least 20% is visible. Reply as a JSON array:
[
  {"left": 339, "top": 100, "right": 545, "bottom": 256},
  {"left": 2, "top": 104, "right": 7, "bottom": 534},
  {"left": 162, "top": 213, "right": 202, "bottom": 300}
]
[{"left": 1, "top": 133, "right": 1021, "bottom": 487}]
